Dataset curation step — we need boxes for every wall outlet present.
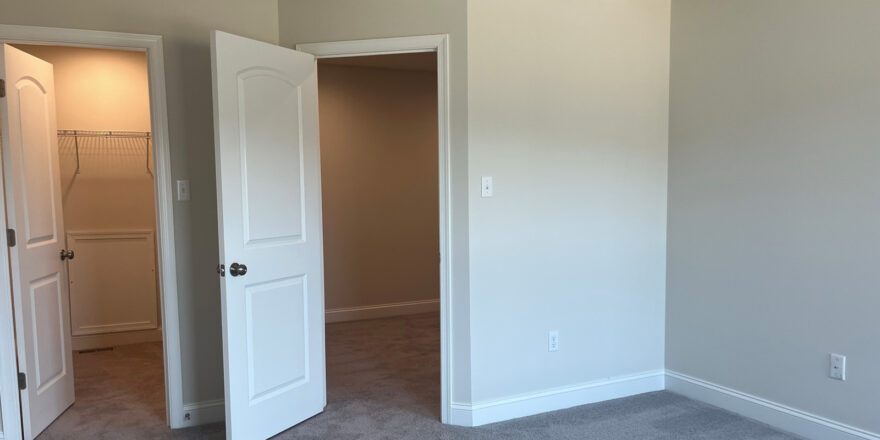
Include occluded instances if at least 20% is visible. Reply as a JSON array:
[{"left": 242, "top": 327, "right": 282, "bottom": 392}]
[
  {"left": 830, "top": 353, "right": 846, "bottom": 380},
  {"left": 548, "top": 331, "right": 559, "bottom": 352}
]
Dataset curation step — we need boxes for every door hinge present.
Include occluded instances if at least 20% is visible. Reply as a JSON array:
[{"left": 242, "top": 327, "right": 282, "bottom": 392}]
[
  {"left": 6, "top": 229, "right": 15, "bottom": 247},
  {"left": 18, "top": 372, "right": 26, "bottom": 390},
  {"left": 0, "top": 79, "right": 5, "bottom": 98}
]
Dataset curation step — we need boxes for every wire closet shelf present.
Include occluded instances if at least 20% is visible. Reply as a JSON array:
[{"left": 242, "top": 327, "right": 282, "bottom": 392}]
[{"left": 57, "top": 129, "right": 153, "bottom": 176}]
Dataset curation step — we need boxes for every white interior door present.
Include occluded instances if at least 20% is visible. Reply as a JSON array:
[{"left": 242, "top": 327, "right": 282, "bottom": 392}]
[
  {"left": 0, "top": 44, "right": 75, "bottom": 439},
  {"left": 210, "top": 31, "right": 326, "bottom": 440}
]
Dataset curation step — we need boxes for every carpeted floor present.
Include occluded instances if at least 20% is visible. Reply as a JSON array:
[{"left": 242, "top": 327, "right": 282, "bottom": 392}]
[{"left": 37, "top": 313, "right": 800, "bottom": 439}]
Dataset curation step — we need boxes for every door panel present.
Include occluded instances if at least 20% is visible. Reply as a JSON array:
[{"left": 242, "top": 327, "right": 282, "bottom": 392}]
[
  {"left": 211, "top": 31, "right": 326, "bottom": 440},
  {"left": 30, "top": 274, "right": 66, "bottom": 391},
  {"left": 246, "top": 275, "right": 308, "bottom": 403},
  {"left": 17, "top": 78, "right": 58, "bottom": 246},
  {"left": 1, "top": 43, "right": 75, "bottom": 439},
  {"left": 238, "top": 70, "right": 305, "bottom": 246}
]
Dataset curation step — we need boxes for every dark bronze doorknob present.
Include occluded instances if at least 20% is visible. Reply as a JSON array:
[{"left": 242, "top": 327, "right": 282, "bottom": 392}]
[
  {"left": 229, "top": 262, "right": 247, "bottom": 277},
  {"left": 60, "top": 249, "right": 75, "bottom": 261}
]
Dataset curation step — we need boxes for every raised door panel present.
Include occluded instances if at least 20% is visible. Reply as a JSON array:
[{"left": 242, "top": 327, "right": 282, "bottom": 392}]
[
  {"left": 246, "top": 275, "right": 308, "bottom": 404},
  {"left": 29, "top": 274, "right": 66, "bottom": 393},
  {"left": 16, "top": 79, "right": 58, "bottom": 248},
  {"left": 238, "top": 70, "right": 306, "bottom": 247}
]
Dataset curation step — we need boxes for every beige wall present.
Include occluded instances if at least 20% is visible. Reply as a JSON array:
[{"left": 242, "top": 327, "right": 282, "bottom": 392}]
[
  {"left": 278, "top": 0, "right": 473, "bottom": 402},
  {"left": 14, "top": 45, "right": 156, "bottom": 232},
  {"left": 467, "top": 0, "right": 670, "bottom": 403},
  {"left": 1, "top": 0, "right": 279, "bottom": 407},
  {"left": 13, "top": 45, "right": 151, "bottom": 132},
  {"left": 318, "top": 62, "right": 438, "bottom": 311},
  {"left": 667, "top": 0, "right": 880, "bottom": 433}
]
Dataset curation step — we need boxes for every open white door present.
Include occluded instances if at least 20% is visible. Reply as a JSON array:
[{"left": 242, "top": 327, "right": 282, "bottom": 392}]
[
  {"left": 210, "top": 31, "right": 326, "bottom": 439},
  {"left": 0, "top": 44, "right": 75, "bottom": 439}
]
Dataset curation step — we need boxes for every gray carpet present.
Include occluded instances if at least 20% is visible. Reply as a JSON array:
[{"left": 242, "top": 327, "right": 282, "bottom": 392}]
[{"left": 37, "top": 313, "right": 800, "bottom": 439}]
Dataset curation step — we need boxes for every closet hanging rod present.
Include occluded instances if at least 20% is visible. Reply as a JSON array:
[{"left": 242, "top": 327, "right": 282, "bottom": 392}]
[
  {"left": 57, "top": 130, "right": 153, "bottom": 176},
  {"left": 57, "top": 129, "right": 151, "bottom": 138}
]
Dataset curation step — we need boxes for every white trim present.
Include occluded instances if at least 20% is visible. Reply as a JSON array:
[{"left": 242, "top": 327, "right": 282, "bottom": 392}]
[
  {"left": 180, "top": 399, "right": 225, "bottom": 428},
  {"left": 296, "top": 34, "right": 454, "bottom": 424},
  {"left": 448, "top": 370, "right": 665, "bottom": 427},
  {"left": 666, "top": 371, "right": 880, "bottom": 440},
  {"left": 296, "top": 35, "right": 444, "bottom": 58},
  {"left": 325, "top": 299, "right": 439, "bottom": 323},
  {"left": 72, "top": 328, "right": 163, "bottom": 351},
  {"left": 0, "top": 24, "right": 186, "bottom": 431}
]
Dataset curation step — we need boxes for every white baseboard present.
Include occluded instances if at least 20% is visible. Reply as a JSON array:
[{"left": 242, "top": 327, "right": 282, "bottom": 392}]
[
  {"left": 179, "top": 399, "right": 225, "bottom": 428},
  {"left": 72, "top": 328, "right": 162, "bottom": 351},
  {"left": 449, "top": 370, "right": 665, "bottom": 427},
  {"left": 666, "top": 371, "right": 880, "bottom": 440},
  {"left": 325, "top": 299, "right": 439, "bottom": 323}
]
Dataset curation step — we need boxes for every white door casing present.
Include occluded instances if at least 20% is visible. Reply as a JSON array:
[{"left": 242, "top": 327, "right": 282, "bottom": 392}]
[
  {"left": 210, "top": 31, "right": 326, "bottom": 439},
  {"left": 0, "top": 44, "right": 75, "bottom": 439}
]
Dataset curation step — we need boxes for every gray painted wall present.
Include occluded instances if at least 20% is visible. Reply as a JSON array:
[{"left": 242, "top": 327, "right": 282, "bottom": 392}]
[
  {"left": 667, "top": 0, "right": 880, "bottom": 433},
  {"left": 467, "top": 0, "right": 670, "bottom": 402}
]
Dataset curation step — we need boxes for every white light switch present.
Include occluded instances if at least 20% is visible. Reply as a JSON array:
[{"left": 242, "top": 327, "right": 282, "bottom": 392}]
[
  {"left": 830, "top": 353, "right": 846, "bottom": 380},
  {"left": 548, "top": 331, "right": 559, "bottom": 352},
  {"left": 176, "top": 180, "right": 191, "bottom": 201},
  {"left": 481, "top": 176, "right": 493, "bottom": 198}
]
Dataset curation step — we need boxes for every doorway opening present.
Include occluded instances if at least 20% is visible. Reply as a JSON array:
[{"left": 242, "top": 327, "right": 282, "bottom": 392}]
[
  {"left": 296, "top": 34, "right": 453, "bottom": 427},
  {"left": 0, "top": 39, "right": 176, "bottom": 439},
  {"left": 315, "top": 51, "right": 442, "bottom": 424}
]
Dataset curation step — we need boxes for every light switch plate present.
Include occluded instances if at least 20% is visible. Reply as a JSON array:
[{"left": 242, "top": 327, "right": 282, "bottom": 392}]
[
  {"left": 176, "top": 180, "right": 191, "bottom": 201},
  {"left": 830, "top": 353, "right": 846, "bottom": 380},
  {"left": 548, "top": 331, "right": 559, "bottom": 352},
  {"left": 481, "top": 176, "right": 493, "bottom": 197}
]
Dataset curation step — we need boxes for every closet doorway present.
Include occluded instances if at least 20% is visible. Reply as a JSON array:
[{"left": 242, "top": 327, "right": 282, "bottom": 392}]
[{"left": 0, "top": 43, "right": 170, "bottom": 439}]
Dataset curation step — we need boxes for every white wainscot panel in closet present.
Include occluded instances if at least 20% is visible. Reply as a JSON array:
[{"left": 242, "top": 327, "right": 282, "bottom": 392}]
[{"left": 66, "top": 231, "right": 159, "bottom": 336}]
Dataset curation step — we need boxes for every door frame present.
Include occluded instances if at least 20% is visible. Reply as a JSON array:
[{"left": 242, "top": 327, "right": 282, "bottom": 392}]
[
  {"left": 0, "top": 24, "right": 185, "bottom": 436},
  {"left": 295, "top": 34, "right": 453, "bottom": 423}
]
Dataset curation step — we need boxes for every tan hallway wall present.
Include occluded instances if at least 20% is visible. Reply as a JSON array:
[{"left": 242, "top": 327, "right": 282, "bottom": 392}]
[
  {"left": 1, "top": 0, "right": 280, "bottom": 409},
  {"left": 318, "top": 60, "right": 439, "bottom": 314}
]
